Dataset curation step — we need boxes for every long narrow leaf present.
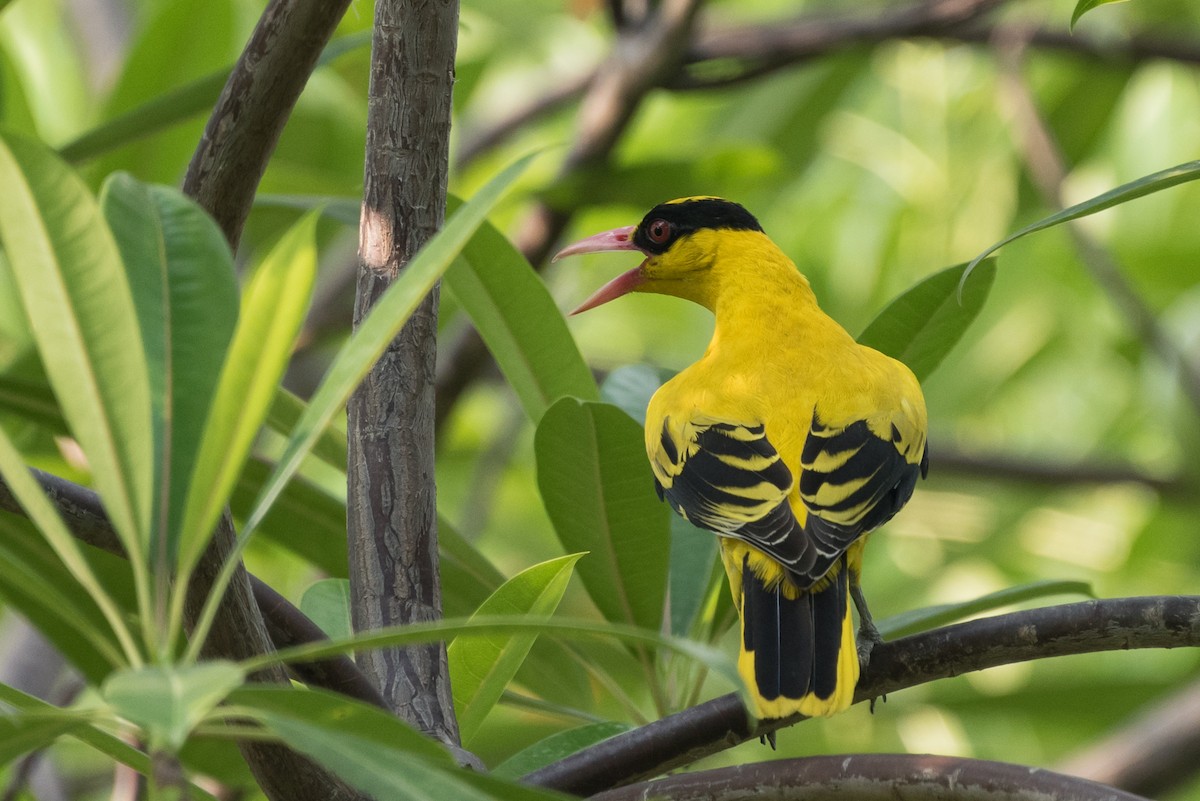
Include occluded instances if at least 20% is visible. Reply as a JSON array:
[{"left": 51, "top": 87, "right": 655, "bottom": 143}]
[
  {"left": 0, "top": 426, "right": 138, "bottom": 665},
  {"left": 236, "top": 686, "right": 568, "bottom": 801},
  {"left": 101, "top": 175, "right": 238, "bottom": 569},
  {"left": 962, "top": 160, "right": 1200, "bottom": 292},
  {"left": 57, "top": 32, "right": 371, "bottom": 163},
  {"left": 0, "top": 132, "right": 152, "bottom": 563},
  {"left": 174, "top": 211, "right": 317, "bottom": 574},
  {"left": 444, "top": 196, "right": 598, "bottom": 421},
  {"left": 172, "top": 212, "right": 318, "bottom": 653},
  {"left": 534, "top": 398, "right": 669, "bottom": 632},
  {"left": 186, "top": 154, "right": 537, "bottom": 661},
  {"left": 448, "top": 553, "right": 582, "bottom": 744},
  {"left": 241, "top": 614, "right": 740, "bottom": 696},
  {"left": 241, "top": 153, "right": 536, "bottom": 537},
  {"left": 879, "top": 580, "right": 1095, "bottom": 639}
]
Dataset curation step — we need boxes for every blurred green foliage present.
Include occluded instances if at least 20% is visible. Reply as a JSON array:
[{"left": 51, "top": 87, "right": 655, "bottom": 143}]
[{"left": 0, "top": 0, "right": 1199, "bottom": 798}]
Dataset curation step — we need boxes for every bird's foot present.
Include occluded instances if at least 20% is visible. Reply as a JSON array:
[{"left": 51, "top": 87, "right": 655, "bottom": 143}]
[
  {"left": 856, "top": 620, "right": 884, "bottom": 670},
  {"left": 759, "top": 730, "right": 777, "bottom": 749},
  {"left": 868, "top": 694, "right": 888, "bottom": 714}
]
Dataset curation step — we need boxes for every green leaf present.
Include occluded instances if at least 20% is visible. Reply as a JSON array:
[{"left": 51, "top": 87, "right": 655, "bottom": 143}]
[
  {"left": 300, "top": 578, "right": 352, "bottom": 640},
  {"left": 186, "top": 154, "right": 537, "bottom": 662},
  {"left": 100, "top": 175, "right": 238, "bottom": 564},
  {"left": 534, "top": 398, "right": 669, "bottom": 631},
  {"left": 239, "top": 154, "right": 537, "bottom": 539},
  {"left": 58, "top": 32, "right": 371, "bottom": 164},
  {"left": 102, "top": 661, "right": 246, "bottom": 751},
  {"left": 246, "top": 615, "right": 739, "bottom": 694},
  {"left": 0, "top": 682, "right": 160, "bottom": 783},
  {"left": 444, "top": 196, "right": 598, "bottom": 421},
  {"left": 0, "top": 369, "right": 63, "bottom": 432},
  {"left": 267, "top": 387, "right": 347, "bottom": 468},
  {"left": 963, "top": 159, "right": 1200, "bottom": 289},
  {"left": 0, "top": 713, "right": 87, "bottom": 767},
  {"left": 668, "top": 515, "right": 718, "bottom": 638},
  {"left": 237, "top": 686, "right": 568, "bottom": 801},
  {"left": 448, "top": 553, "right": 582, "bottom": 744},
  {"left": 857, "top": 259, "right": 996, "bottom": 382},
  {"left": 493, "top": 721, "right": 633, "bottom": 779},
  {"left": 599, "top": 364, "right": 668, "bottom": 426},
  {"left": 230, "top": 458, "right": 348, "bottom": 577},
  {"left": 439, "top": 516, "right": 506, "bottom": 618},
  {"left": 1070, "top": 0, "right": 1128, "bottom": 30},
  {"left": 878, "top": 580, "right": 1095, "bottom": 639},
  {"left": 175, "top": 211, "right": 318, "bottom": 581},
  {"left": 0, "top": 131, "right": 152, "bottom": 560},
  {"left": 0, "top": 516, "right": 125, "bottom": 680}
]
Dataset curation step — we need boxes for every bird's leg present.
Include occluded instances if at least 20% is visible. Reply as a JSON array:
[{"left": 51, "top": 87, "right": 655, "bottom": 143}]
[{"left": 851, "top": 579, "right": 883, "bottom": 668}]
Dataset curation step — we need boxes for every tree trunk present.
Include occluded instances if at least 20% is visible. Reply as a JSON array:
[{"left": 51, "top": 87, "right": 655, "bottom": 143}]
[{"left": 347, "top": 0, "right": 461, "bottom": 747}]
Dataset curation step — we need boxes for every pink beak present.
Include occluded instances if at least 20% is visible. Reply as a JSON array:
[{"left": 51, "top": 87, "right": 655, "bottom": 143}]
[{"left": 552, "top": 225, "right": 646, "bottom": 315}]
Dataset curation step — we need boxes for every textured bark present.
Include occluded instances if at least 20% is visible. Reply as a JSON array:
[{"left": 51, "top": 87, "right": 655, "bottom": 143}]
[
  {"left": 184, "top": 514, "right": 361, "bottom": 801},
  {"left": 347, "top": 0, "right": 461, "bottom": 746}
]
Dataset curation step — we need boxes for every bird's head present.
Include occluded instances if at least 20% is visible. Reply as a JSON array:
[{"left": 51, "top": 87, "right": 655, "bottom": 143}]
[{"left": 553, "top": 196, "right": 767, "bottom": 314}]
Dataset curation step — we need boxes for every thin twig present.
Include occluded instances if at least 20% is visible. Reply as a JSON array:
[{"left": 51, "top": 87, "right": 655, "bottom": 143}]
[
  {"left": 0, "top": 469, "right": 387, "bottom": 712},
  {"left": 523, "top": 596, "right": 1200, "bottom": 795}
]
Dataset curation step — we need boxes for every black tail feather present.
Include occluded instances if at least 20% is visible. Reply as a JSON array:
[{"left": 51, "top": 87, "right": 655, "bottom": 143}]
[{"left": 741, "top": 555, "right": 847, "bottom": 704}]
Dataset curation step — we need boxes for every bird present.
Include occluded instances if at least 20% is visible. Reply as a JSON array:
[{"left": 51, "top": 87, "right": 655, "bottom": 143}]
[{"left": 554, "top": 196, "right": 928, "bottom": 722}]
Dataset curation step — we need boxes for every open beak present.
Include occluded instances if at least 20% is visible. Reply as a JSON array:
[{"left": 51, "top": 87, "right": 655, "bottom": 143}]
[{"left": 552, "top": 225, "right": 646, "bottom": 315}]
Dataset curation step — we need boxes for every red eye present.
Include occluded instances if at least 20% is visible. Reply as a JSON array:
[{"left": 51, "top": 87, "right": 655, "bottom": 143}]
[{"left": 646, "top": 219, "right": 671, "bottom": 244}]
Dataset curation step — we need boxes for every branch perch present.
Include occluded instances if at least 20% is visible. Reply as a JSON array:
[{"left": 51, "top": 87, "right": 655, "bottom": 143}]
[{"left": 524, "top": 596, "right": 1200, "bottom": 795}]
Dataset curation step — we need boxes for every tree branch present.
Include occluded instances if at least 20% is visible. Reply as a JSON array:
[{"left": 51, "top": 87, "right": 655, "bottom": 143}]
[
  {"left": 0, "top": 468, "right": 387, "bottom": 713},
  {"left": 523, "top": 596, "right": 1200, "bottom": 795},
  {"left": 591, "top": 754, "right": 1149, "bottom": 801},
  {"left": 182, "top": 0, "right": 353, "bottom": 250},
  {"left": 1057, "top": 677, "right": 1200, "bottom": 798},
  {"left": 435, "top": 0, "right": 704, "bottom": 427},
  {"left": 348, "top": 0, "right": 462, "bottom": 747}
]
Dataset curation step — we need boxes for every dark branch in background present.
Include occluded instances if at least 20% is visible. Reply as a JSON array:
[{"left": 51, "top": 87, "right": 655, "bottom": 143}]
[
  {"left": 523, "top": 596, "right": 1200, "bottom": 795},
  {"left": 435, "top": 0, "right": 704, "bottom": 427},
  {"left": 931, "top": 441, "right": 1191, "bottom": 496},
  {"left": 994, "top": 31, "right": 1200, "bottom": 418},
  {"left": 456, "top": 22, "right": 1200, "bottom": 172},
  {"left": 592, "top": 754, "right": 1150, "bottom": 801},
  {"left": 178, "top": 2, "right": 366, "bottom": 797},
  {"left": 1058, "top": 677, "right": 1200, "bottom": 798},
  {"left": 183, "top": 0, "right": 353, "bottom": 251},
  {"left": 0, "top": 469, "right": 387, "bottom": 713}
]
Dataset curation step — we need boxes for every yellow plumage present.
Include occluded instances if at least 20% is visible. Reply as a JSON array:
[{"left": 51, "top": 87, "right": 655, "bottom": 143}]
[{"left": 557, "top": 197, "right": 928, "bottom": 721}]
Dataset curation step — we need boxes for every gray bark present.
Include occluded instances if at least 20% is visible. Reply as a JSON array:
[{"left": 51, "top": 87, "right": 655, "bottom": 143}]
[{"left": 347, "top": 0, "right": 461, "bottom": 746}]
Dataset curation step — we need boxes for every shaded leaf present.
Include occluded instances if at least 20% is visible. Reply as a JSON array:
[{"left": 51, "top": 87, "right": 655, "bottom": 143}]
[
  {"left": 300, "top": 579, "right": 352, "bottom": 641},
  {"left": 599, "top": 364, "right": 667, "bottom": 426},
  {"left": 534, "top": 398, "right": 669, "bottom": 632},
  {"left": 858, "top": 259, "right": 996, "bottom": 382},
  {"left": 444, "top": 196, "right": 598, "bottom": 421},
  {"left": 237, "top": 686, "right": 568, "bottom": 801},
  {"left": 668, "top": 515, "right": 719, "bottom": 638},
  {"left": 879, "top": 580, "right": 1095, "bottom": 639},
  {"left": 493, "top": 721, "right": 633, "bottom": 779},
  {"left": 102, "top": 662, "right": 245, "bottom": 751},
  {"left": 448, "top": 554, "right": 582, "bottom": 744},
  {"left": 0, "top": 714, "right": 86, "bottom": 767}
]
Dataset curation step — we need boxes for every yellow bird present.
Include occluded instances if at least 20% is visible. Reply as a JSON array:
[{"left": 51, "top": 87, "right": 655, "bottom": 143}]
[{"left": 555, "top": 197, "right": 928, "bottom": 721}]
